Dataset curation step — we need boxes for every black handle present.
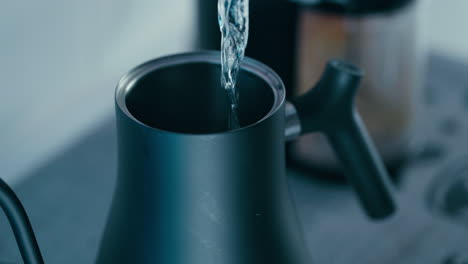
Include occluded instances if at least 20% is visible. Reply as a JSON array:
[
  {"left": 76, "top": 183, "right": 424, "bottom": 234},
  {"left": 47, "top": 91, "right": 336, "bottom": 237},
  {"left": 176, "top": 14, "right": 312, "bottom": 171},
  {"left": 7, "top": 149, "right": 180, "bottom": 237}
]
[
  {"left": 291, "top": 60, "right": 396, "bottom": 219},
  {"left": 0, "top": 178, "right": 44, "bottom": 264},
  {"left": 327, "top": 112, "right": 395, "bottom": 218}
]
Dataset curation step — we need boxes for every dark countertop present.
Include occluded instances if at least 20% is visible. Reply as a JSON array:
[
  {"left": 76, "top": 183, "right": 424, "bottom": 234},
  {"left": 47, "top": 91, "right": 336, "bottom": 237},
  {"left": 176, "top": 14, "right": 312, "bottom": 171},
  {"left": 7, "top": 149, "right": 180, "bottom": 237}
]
[{"left": 1, "top": 54, "right": 468, "bottom": 264}]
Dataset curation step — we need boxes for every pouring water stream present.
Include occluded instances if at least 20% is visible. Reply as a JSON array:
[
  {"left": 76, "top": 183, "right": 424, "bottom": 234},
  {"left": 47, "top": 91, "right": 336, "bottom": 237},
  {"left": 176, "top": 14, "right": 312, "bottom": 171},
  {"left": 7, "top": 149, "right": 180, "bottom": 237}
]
[{"left": 218, "top": 0, "right": 249, "bottom": 129}]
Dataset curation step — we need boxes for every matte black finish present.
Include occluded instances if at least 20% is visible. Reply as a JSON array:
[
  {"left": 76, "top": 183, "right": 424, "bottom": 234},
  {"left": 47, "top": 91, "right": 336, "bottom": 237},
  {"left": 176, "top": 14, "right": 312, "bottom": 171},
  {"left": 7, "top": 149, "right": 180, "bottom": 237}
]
[
  {"left": 0, "top": 178, "right": 44, "bottom": 264},
  {"left": 96, "top": 52, "right": 394, "bottom": 263},
  {"left": 97, "top": 52, "right": 310, "bottom": 264},
  {"left": 291, "top": 60, "right": 395, "bottom": 218}
]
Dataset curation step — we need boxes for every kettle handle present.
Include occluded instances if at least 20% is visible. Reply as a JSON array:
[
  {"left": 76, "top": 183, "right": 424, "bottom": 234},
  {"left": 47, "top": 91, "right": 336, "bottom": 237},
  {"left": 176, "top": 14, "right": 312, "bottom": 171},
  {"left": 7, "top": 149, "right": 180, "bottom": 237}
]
[
  {"left": 290, "top": 60, "right": 396, "bottom": 219},
  {"left": 326, "top": 111, "right": 396, "bottom": 219},
  {"left": 0, "top": 177, "right": 44, "bottom": 264}
]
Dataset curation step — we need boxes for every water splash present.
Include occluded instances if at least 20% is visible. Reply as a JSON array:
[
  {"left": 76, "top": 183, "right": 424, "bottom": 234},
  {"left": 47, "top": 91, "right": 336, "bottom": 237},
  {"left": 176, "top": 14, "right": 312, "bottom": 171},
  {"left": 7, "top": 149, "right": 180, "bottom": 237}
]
[{"left": 218, "top": 0, "right": 249, "bottom": 129}]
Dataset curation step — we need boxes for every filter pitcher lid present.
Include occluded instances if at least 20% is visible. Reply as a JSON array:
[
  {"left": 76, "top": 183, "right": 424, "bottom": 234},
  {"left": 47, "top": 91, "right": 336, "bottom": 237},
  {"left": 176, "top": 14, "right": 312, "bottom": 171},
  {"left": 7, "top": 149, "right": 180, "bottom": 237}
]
[{"left": 290, "top": 0, "right": 414, "bottom": 15}]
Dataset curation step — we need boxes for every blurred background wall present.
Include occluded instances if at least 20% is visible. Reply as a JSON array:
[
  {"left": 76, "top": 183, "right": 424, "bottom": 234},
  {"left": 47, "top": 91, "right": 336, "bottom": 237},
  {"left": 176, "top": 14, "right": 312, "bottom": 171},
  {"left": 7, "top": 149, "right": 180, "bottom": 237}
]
[
  {"left": 0, "top": 0, "right": 466, "bottom": 184},
  {"left": 0, "top": 0, "right": 195, "bottom": 184},
  {"left": 424, "top": 0, "right": 468, "bottom": 61}
]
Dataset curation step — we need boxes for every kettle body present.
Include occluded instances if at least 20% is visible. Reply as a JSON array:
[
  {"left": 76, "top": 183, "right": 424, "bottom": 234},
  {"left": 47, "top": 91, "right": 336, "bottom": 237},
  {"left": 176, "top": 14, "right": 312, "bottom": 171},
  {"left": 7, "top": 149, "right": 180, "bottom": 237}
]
[
  {"left": 96, "top": 52, "right": 394, "bottom": 263},
  {"left": 96, "top": 85, "right": 309, "bottom": 264}
]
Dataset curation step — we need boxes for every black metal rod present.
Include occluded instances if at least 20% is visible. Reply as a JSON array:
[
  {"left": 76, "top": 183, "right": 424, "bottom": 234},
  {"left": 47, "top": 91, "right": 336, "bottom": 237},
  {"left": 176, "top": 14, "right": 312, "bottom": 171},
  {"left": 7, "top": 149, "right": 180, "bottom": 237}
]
[{"left": 0, "top": 178, "right": 44, "bottom": 264}]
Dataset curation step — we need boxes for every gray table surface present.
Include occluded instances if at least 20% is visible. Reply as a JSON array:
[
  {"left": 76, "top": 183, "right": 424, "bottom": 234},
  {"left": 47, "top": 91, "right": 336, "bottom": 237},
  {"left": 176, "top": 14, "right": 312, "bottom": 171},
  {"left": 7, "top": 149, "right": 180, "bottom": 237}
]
[{"left": 1, "top": 54, "right": 468, "bottom": 264}]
